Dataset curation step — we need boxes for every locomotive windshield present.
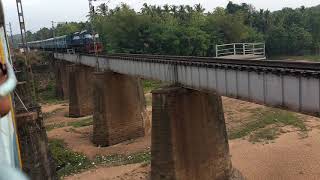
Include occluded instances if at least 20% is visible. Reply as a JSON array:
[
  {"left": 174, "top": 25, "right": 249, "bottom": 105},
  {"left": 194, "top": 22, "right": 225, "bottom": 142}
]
[
  {"left": 84, "top": 34, "right": 93, "bottom": 39},
  {"left": 73, "top": 36, "right": 80, "bottom": 40}
]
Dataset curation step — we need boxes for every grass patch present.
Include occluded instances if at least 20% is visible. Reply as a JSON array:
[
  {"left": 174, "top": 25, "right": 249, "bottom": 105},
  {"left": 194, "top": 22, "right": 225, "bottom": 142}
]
[
  {"left": 143, "top": 80, "right": 162, "bottom": 93},
  {"left": 229, "top": 108, "right": 306, "bottom": 140},
  {"left": 45, "top": 118, "right": 93, "bottom": 131},
  {"left": 67, "top": 118, "right": 93, "bottom": 128},
  {"left": 46, "top": 123, "right": 66, "bottom": 131},
  {"left": 49, "top": 139, "right": 151, "bottom": 179},
  {"left": 249, "top": 127, "right": 279, "bottom": 143},
  {"left": 95, "top": 151, "right": 151, "bottom": 166},
  {"left": 49, "top": 139, "right": 93, "bottom": 178}
]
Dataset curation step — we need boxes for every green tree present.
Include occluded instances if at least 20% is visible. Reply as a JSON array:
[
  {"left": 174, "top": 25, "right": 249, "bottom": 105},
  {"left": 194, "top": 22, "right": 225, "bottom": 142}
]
[{"left": 29, "top": 2, "right": 320, "bottom": 57}]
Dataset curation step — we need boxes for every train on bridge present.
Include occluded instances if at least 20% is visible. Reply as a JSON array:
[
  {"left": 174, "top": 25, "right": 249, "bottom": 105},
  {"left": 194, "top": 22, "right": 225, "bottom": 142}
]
[{"left": 20, "top": 30, "right": 103, "bottom": 54}]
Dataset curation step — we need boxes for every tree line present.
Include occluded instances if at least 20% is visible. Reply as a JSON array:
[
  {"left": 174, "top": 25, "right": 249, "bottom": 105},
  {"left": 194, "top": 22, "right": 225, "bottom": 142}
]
[{"left": 26, "top": 2, "right": 320, "bottom": 57}]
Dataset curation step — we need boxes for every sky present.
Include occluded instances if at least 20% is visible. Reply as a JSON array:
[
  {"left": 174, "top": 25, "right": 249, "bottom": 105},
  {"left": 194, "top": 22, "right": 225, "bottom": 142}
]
[{"left": 3, "top": 0, "right": 320, "bottom": 34}]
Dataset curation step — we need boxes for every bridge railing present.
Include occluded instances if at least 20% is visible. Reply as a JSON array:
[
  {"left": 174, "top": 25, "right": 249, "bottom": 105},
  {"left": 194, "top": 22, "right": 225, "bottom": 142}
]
[{"left": 216, "top": 43, "right": 265, "bottom": 58}]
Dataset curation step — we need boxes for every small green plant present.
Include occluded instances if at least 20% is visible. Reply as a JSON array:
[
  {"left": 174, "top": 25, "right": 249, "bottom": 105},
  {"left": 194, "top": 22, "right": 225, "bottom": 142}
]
[
  {"left": 67, "top": 118, "right": 93, "bottom": 128},
  {"left": 49, "top": 139, "right": 151, "bottom": 179},
  {"left": 229, "top": 108, "right": 306, "bottom": 140}
]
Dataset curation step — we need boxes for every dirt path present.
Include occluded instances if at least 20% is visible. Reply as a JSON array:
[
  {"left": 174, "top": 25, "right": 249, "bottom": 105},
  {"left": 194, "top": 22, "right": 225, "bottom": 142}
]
[{"left": 42, "top": 103, "right": 67, "bottom": 114}]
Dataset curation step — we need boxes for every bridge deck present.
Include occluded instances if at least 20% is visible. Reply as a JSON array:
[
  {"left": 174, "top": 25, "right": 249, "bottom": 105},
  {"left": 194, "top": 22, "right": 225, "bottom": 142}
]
[
  {"left": 54, "top": 53, "right": 320, "bottom": 116},
  {"left": 219, "top": 54, "right": 266, "bottom": 60}
]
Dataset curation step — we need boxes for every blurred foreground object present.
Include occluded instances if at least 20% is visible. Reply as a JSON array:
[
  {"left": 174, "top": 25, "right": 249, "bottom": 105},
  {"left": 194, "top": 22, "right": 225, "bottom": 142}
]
[
  {"left": 0, "top": 0, "right": 22, "bottom": 172},
  {"left": 0, "top": 63, "right": 12, "bottom": 117},
  {"left": 0, "top": 166, "right": 28, "bottom": 180}
]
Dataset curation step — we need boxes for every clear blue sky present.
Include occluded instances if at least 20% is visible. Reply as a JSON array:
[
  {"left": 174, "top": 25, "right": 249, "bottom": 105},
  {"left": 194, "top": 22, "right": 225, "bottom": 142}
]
[{"left": 3, "top": 0, "right": 320, "bottom": 34}]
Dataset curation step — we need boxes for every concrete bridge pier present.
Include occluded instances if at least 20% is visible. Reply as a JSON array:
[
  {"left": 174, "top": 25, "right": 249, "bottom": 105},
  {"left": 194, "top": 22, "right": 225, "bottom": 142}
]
[
  {"left": 151, "top": 87, "right": 233, "bottom": 180},
  {"left": 68, "top": 65, "right": 94, "bottom": 117},
  {"left": 53, "top": 60, "right": 70, "bottom": 100},
  {"left": 16, "top": 108, "right": 57, "bottom": 180},
  {"left": 92, "top": 71, "right": 145, "bottom": 146},
  {"left": 53, "top": 61, "right": 63, "bottom": 99}
]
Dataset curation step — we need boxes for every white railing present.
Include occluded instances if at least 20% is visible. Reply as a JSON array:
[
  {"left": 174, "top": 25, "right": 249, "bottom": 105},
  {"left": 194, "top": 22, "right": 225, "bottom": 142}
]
[{"left": 216, "top": 43, "right": 265, "bottom": 58}]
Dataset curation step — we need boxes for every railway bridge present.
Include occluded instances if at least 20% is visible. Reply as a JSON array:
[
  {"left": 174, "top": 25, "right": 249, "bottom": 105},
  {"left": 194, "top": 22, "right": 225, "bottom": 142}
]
[{"left": 52, "top": 52, "right": 320, "bottom": 180}]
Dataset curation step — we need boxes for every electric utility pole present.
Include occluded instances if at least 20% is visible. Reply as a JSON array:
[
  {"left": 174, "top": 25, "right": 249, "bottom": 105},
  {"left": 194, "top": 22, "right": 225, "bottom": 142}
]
[
  {"left": 16, "top": 0, "right": 28, "bottom": 52},
  {"left": 51, "top": 21, "right": 57, "bottom": 52},
  {"left": 88, "top": 0, "right": 109, "bottom": 70},
  {"left": 6, "top": 22, "right": 15, "bottom": 62},
  {"left": 89, "top": 0, "right": 95, "bottom": 14},
  {"left": 88, "top": 0, "right": 98, "bottom": 70},
  {"left": 14, "top": 1, "right": 57, "bottom": 178},
  {"left": 8, "top": 23, "right": 14, "bottom": 48},
  {"left": 15, "top": 0, "right": 36, "bottom": 105}
]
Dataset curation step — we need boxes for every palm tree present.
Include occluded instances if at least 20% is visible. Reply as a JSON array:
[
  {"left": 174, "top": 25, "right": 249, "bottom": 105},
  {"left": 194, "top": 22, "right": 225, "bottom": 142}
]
[
  {"left": 141, "top": 3, "right": 151, "bottom": 15},
  {"left": 97, "top": 3, "right": 108, "bottom": 16},
  {"left": 156, "top": 6, "right": 162, "bottom": 16},
  {"left": 170, "top": 5, "right": 177, "bottom": 16},
  {"left": 178, "top": 5, "right": 186, "bottom": 14},
  {"left": 163, "top": 4, "right": 170, "bottom": 13},
  {"left": 194, "top": 4, "right": 205, "bottom": 13},
  {"left": 185, "top": 5, "right": 193, "bottom": 14}
]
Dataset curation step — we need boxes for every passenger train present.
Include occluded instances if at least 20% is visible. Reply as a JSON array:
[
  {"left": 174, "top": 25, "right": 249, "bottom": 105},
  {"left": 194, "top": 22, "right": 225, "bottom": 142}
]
[{"left": 20, "top": 30, "right": 103, "bottom": 54}]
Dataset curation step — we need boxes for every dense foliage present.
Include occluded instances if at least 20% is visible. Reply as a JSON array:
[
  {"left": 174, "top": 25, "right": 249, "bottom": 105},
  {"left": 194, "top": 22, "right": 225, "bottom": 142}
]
[{"left": 27, "top": 2, "right": 320, "bottom": 57}]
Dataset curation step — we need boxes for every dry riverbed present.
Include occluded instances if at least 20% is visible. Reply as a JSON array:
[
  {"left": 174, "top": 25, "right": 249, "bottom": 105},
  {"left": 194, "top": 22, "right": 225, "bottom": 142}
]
[{"left": 42, "top": 96, "right": 320, "bottom": 180}]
